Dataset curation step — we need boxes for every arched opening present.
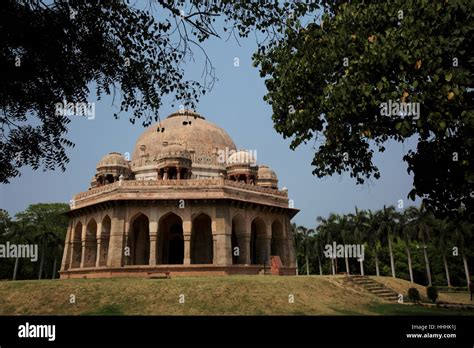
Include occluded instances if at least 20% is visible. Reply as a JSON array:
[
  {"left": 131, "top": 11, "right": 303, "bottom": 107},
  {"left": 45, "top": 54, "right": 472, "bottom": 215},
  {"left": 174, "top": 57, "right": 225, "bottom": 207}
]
[
  {"left": 231, "top": 214, "right": 246, "bottom": 264},
  {"left": 191, "top": 213, "right": 213, "bottom": 264},
  {"left": 84, "top": 219, "right": 97, "bottom": 267},
  {"left": 71, "top": 222, "right": 82, "bottom": 268},
  {"left": 271, "top": 220, "right": 285, "bottom": 265},
  {"left": 104, "top": 174, "right": 115, "bottom": 184},
  {"left": 159, "top": 213, "right": 184, "bottom": 264},
  {"left": 129, "top": 214, "right": 150, "bottom": 265},
  {"left": 99, "top": 215, "right": 111, "bottom": 266},
  {"left": 250, "top": 218, "right": 267, "bottom": 265}
]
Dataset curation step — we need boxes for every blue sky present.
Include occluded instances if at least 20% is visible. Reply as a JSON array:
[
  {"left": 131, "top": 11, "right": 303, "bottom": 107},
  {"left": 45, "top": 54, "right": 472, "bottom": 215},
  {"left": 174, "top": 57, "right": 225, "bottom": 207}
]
[{"left": 0, "top": 16, "right": 420, "bottom": 228}]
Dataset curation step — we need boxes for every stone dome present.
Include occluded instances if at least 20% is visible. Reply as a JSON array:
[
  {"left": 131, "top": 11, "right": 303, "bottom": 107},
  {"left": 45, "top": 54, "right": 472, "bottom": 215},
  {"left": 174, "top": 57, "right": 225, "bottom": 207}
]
[
  {"left": 132, "top": 111, "right": 236, "bottom": 167},
  {"left": 258, "top": 165, "right": 278, "bottom": 180},
  {"left": 97, "top": 152, "right": 129, "bottom": 168},
  {"left": 227, "top": 150, "right": 256, "bottom": 165},
  {"left": 160, "top": 144, "right": 190, "bottom": 158}
]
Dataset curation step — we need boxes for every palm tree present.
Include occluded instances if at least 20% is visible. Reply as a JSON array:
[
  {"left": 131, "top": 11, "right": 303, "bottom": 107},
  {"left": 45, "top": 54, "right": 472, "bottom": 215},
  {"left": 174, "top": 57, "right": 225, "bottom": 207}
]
[
  {"left": 317, "top": 214, "right": 338, "bottom": 275},
  {"left": 291, "top": 223, "right": 300, "bottom": 276},
  {"left": 3, "top": 219, "right": 33, "bottom": 280},
  {"left": 336, "top": 214, "right": 352, "bottom": 275},
  {"left": 406, "top": 205, "right": 432, "bottom": 285},
  {"left": 366, "top": 210, "right": 382, "bottom": 276},
  {"left": 350, "top": 207, "right": 368, "bottom": 276},
  {"left": 399, "top": 210, "right": 415, "bottom": 283},
  {"left": 312, "top": 231, "right": 324, "bottom": 275},
  {"left": 296, "top": 225, "right": 313, "bottom": 275},
  {"left": 449, "top": 211, "right": 472, "bottom": 286},
  {"left": 379, "top": 206, "right": 397, "bottom": 278},
  {"left": 431, "top": 218, "right": 452, "bottom": 287}
]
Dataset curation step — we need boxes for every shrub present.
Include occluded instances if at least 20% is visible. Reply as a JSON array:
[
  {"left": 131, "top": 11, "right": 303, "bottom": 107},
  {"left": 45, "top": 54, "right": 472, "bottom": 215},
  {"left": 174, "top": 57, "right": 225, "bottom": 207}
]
[
  {"left": 407, "top": 287, "right": 421, "bottom": 303},
  {"left": 427, "top": 286, "right": 438, "bottom": 303}
]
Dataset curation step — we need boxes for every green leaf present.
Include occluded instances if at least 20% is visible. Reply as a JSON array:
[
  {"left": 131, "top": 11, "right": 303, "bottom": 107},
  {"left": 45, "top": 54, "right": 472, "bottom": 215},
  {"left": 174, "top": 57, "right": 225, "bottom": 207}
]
[{"left": 445, "top": 72, "right": 452, "bottom": 81}]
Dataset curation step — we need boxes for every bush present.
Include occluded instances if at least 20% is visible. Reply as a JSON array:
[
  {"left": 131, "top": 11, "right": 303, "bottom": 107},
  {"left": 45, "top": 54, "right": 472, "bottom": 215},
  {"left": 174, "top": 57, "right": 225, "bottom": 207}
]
[
  {"left": 407, "top": 287, "right": 421, "bottom": 303},
  {"left": 427, "top": 286, "right": 438, "bottom": 303}
]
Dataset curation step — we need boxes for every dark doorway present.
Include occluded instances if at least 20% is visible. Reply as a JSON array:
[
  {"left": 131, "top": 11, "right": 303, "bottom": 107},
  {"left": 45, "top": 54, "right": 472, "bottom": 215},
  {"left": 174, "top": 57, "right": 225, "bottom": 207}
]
[{"left": 159, "top": 213, "right": 184, "bottom": 264}]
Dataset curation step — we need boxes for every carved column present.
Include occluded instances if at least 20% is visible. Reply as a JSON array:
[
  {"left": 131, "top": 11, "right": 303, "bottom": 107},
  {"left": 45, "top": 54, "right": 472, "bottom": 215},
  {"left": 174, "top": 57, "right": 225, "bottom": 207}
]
[
  {"left": 183, "top": 220, "right": 191, "bottom": 265},
  {"left": 107, "top": 206, "right": 126, "bottom": 267},
  {"left": 214, "top": 205, "right": 232, "bottom": 266},
  {"left": 149, "top": 219, "right": 158, "bottom": 266},
  {"left": 60, "top": 220, "right": 73, "bottom": 272},
  {"left": 176, "top": 166, "right": 181, "bottom": 180},
  {"left": 163, "top": 167, "right": 169, "bottom": 180},
  {"left": 95, "top": 222, "right": 102, "bottom": 267},
  {"left": 80, "top": 223, "right": 87, "bottom": 268},
  {"left": 238, "top": 234, "right": 251, "bottom": 264}
]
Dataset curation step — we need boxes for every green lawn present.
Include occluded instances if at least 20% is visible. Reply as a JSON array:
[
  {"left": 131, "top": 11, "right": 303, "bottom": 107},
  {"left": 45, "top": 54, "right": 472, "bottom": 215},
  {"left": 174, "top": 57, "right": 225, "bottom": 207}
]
[{"left": 0, "top": 276, "right": 472, "bottom": 316}]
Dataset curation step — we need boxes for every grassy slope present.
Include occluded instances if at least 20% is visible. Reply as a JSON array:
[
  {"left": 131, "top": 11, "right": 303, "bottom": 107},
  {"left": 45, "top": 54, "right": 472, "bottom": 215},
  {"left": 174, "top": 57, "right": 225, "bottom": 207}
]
[{"left": 0, "top": 276, "right": 472, "bottom": 316}]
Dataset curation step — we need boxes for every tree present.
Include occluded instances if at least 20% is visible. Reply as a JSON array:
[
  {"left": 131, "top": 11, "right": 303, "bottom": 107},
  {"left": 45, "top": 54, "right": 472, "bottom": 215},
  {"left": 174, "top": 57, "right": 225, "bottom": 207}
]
[
  {"left": 336, "top": 214, "right": 352, "bottom": 275},
  {"left": 431, "top": 217, "right": 452, "bottom": 287},
  {"left": 317, "top": 213, "right": 339, "bottom": 275},
  {"left": 349, "top": 207, "right": 367, "bottom": 276},
  {"left": 312, "top": 232, "right": 324, "bottom": 276},
  {"left": 406, "top": 205, "right": 433, "bottom": 285},
  {"left": 296, "top": 226, "right": 315, "bottom": 275},
  {"left": 400, "top": 209, "right": 415, "bottom": 283},
  {"left": 378, "top": 206, "right": 397, "bottom": 278},
  {"left": 254, "top": 0, "right": 473, "bottom": 218},
  {"left": 14, "top": 203, "right": 69, "bottom": 280},
  {"left": 1, "top": 0, "right": 318, "bottom": 183},
  {"left": 366, "top": 210, "right": 382, "bottom": 276},
  {"left": 449, "top": 210, "right": 472, "bottom": 286}
]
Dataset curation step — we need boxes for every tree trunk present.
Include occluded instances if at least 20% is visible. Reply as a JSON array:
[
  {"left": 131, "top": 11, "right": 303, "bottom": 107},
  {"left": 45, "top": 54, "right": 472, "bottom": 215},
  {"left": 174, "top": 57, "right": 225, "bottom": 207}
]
[
  {"left": 374, "top": 251, "right": 380, "bottom": 277},
  {"left": 318, "top": 256, "right": 323, "bottom": 276},
  {"left": 13, "top": 256, "right": 19, "bottom": 280},
  {"left": 345, "top": 256, "right": 350, "bottom": 275},
  {"left": 52, "top": 257, "right": 57, "bottom": 280},
  {"left": 359, "top": 259, "right": 364, "bottom": 276},
  {"left": 422, "top": 238, "right": 432, "bottom": 285},
  {"left": 462, "top": 252, "right": 470, "bottom": 286},
  {"left": 331, "top": 258, "right": 335, "bottom": 275},
  {"left": 406, "top": 246, "right": 414, "bottom": 283},
  {"left": 305, "top": 237, "right": 309, "bottom": 275},
  {"left": 38, "top": 236, "right": 45, "bottom": 280},
  {"left": 422, "top": 237, "right": 432, "bottom": 285},
  {"left": 388, "top": 233, "right": 396, "bottom": 278},
  {"left": 442, "top": 253, "right": 451, "bottom": 287}
]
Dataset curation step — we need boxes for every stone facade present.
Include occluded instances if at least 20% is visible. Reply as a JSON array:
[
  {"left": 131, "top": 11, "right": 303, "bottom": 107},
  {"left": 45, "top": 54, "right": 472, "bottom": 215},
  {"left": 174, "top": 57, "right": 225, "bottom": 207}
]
[{"left": 60, "top": 111, "right": 298, "bottom": 278}]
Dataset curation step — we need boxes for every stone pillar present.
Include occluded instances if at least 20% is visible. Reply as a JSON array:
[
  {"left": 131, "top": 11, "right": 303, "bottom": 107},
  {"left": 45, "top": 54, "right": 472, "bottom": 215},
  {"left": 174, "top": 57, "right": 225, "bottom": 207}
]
[
  {"left": 107, "top": 206, "right": 126, "bottom": 267},
  {"left": 237, "top": 234, "right": 251, "bottom": 264},
  {"left": 177, "top": 166, "right": 181, "bottom": 180},
  {"left": 95, "top": 222, "right": 102, "bottom": 267},
  {"left": 80, "top": 223, "right": 87, "bottom": 268},
  {"left": 149, "top": 219, "right": 158, "bottom": 266},
  {"left": 163, "top": 167, "right": 169, "bottom": 180},
  {"left": 68, "top": 239, "right": 76, "bottom": 269},
  {"left": 214, "top": 205, "right": 232, "bottom": 266},
  {"left": 263, "top": 236, "right": 271, "bottom": 265},
  {"left": 183, "top": 220, "right": 191, "bottom": 265},
  {"left": 60, "top": 220, "right": 73, "bottom": 271}
]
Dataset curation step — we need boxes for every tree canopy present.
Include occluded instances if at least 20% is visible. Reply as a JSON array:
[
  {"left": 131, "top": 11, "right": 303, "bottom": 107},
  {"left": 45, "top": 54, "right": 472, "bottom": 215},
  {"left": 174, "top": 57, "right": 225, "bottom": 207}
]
[
  {"left": 254, "top": 0, "right": 473, "bottom": 217},
  {"left": 0, "top": 0, "right": 319, "bottom": 183}
]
